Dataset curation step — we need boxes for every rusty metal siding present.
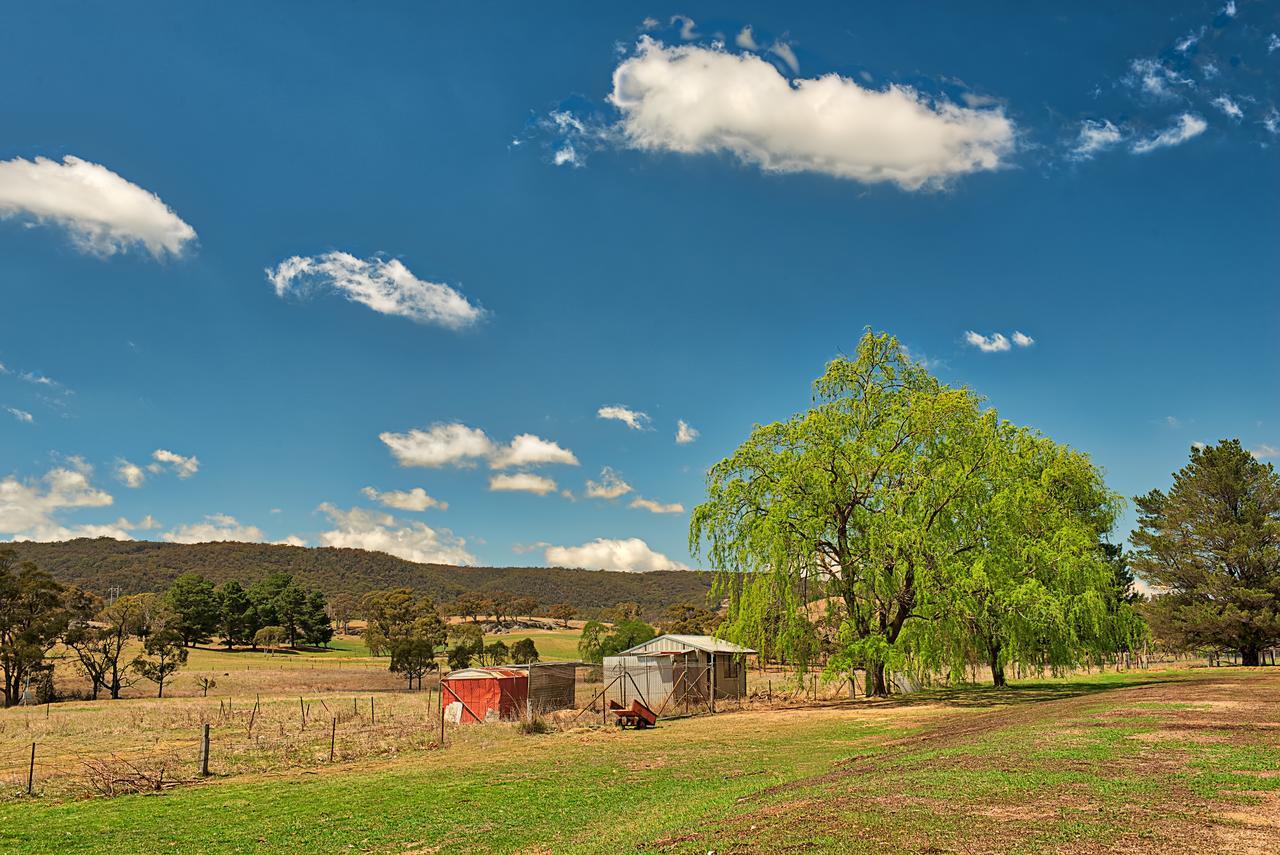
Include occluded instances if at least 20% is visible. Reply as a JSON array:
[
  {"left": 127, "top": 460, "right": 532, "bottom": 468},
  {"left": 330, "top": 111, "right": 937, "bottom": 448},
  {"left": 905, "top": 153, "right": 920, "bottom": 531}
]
[{"left": 527, "top": 663, "right": 576, "bottom": 712}]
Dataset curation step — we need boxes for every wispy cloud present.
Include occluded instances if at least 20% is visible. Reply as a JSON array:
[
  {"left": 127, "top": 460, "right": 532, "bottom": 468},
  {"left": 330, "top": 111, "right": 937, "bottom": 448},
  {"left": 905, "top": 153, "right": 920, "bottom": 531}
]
[
  {"left": 630, "top": 496, "right": 685, "bottom": 514},
  {"left": 489, "top": 472, "right": 559, "bottom": 495},
  {"left": 675, "top": 419, "right": 699, "bottom": 445},
  {"left": 267, "top": 252, "right": 484, "bottom": 329},
  {"left": 1131, "top": 113, "right": 1207, "bottom": 154},
  {"left": 585, "top": 467, "right": 632, "bottom": 499},
  {"left": 1070, "top": 119, "right": 1125, "bottom": 160},
  {"left": 598, "top": 405, "right": 651, "bottom": 430},
  {"left": 4, "top": 407, "right": 32, "bottom": 423},
  {"left": 361, "top": 486, "right": 447, "bottom": 512}
]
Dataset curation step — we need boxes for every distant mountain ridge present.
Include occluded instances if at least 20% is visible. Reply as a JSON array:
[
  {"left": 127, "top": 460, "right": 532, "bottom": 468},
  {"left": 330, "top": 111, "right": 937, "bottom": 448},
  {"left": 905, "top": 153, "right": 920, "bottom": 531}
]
[{"left": 5, "top": 538, "right": 715, "bottom": 617}]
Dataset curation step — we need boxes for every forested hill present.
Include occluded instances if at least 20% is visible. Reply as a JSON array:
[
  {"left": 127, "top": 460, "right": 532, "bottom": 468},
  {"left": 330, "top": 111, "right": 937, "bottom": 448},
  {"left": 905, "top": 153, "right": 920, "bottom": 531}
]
[{"left": 5, "top": 539, "right": 715, "bottom": 616}]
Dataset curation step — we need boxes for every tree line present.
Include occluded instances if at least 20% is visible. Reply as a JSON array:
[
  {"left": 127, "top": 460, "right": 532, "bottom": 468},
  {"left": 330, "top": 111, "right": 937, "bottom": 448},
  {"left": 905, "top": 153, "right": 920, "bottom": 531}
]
[
  {"left": 6, "top": 539, "right": 713, "bottom": 619},
  {"left": 0, "top": 562, "right": 334, "bottom": 705}
]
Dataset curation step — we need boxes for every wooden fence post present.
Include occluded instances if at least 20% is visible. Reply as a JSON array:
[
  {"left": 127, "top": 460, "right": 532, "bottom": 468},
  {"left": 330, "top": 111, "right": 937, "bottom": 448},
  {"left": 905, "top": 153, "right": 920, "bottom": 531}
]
[
  {"left": 27, "top": 742, "right": 35, "bottom": 795},
  {"left": 330, "top": 718, "right": 336, "bottom": 762},
  {"left": 200, "top": 724, "right": 210, "bottom": 777}
]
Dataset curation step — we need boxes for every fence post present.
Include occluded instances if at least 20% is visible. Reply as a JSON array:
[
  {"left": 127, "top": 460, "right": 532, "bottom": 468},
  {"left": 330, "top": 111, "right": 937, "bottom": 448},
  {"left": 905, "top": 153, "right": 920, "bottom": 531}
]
[
  {"left": 330, "top": 718, "right": 336, "bottom": 762},
  {"left": 370, "top": 696, "right": 375, "bottom": 724},
  {"left": 300, "top": 697, "right": 306, "bottom": 731},
  {"left": 200, "top": 724, "right": 210, "bottom": 777},
  {"left": 27, "top": 742, "right": 35, "bottom": 795}
]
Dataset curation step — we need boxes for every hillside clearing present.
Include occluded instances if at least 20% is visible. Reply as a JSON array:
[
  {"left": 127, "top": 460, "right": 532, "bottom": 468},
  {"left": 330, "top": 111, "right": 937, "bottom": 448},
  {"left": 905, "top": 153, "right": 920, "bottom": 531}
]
[{"left": 3, "top": 667, "right": 1277, "bottom": 853}]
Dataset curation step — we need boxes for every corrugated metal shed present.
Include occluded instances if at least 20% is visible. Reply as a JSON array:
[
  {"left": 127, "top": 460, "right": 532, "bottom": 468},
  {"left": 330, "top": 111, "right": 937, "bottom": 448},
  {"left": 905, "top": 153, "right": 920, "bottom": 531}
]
[{"left": 441, "top": 667, "right": 527, "bottom": 723}]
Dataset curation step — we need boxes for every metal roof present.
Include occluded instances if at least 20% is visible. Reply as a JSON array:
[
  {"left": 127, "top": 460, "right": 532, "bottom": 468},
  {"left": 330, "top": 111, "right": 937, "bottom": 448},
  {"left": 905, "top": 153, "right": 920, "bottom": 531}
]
[
  {"left": 442, "top": 667, "right": 527, "bottom": 680},
  {"left": 620, "top": 634, "right": 757, "bottom": 656}
]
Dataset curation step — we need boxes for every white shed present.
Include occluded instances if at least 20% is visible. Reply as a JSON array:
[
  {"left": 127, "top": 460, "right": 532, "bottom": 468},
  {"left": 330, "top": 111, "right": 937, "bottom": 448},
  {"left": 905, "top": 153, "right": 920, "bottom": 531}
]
[{"left": 602, "top": 634, "right": 756, "bottom": 714}]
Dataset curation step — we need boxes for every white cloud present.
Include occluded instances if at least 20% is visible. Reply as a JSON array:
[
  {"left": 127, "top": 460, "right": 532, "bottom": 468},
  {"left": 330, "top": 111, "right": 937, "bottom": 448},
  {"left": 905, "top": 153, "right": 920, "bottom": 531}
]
[
  {"left": 115, "top": 459, "right": 146, "bottom": 488},
  {"left": 545, "top": 537, "right": 690, "bottom": 572},
  {"left": 585, "top": 467, "right": 633, "bottom": 499},
  {"left": 963, "top": 331, "right": 1011, "bottom": 353},
  {"left": 1268, "top": 34, "right": 1280, "bottom": 54},
  {"left": 361, "top": 486, "right": 447, "bottom": 512},
  {"left": 630, "top": 496, "right": 685, "bottom": 514},
  {"left": 512, "top": 540, "right": 551, "bottom": 554},
  {"left": 598, "top": 404, "right": 651, "bottom": 430},
  {"left": 670, "top": 15, "right": 698, "bottom": 40},
  {"left": 380, "top": 422, "right": 578, "bottom": 472},
  {"left": 0, "top": 461, "right": 116, "bottom": 540},
  {"left": 553, "top": 144, "right": 581, "bottom": 167},
  {"left": 1192, "top": 441, "right": 1207, "bottom": 450},
  {"left": 266, "top": 252, "right": 483, "bottom": 329},
  {"left": 608, "top": 38, "right": 1015, "bottom": 190},
  {"left": 1211, "top": 95, "right": 1243, "bottom": 120},
  {"left": 489, "top": 434, "right": 579, "bottom": 469},
  {"left": 489, "top": 473, "right": 558, "bottom": 495},
  {"left": 768, "top": 42, "right": 799, "bottom": 74},
  {"left": 1222, "top": 1, "right": 1236, "bottom": 18},
  {"left": 275, "top": 535, "right": 308, "bottom": 547},
  {"left": 1131, "top": 114, "right": 1207, "bottom": 154},
  {"left": 162, "top": 513, "right": 264, "bottom": 544},
  {"left": 1175, "top": 27, "right": 1206, "bottom": 53},
  {"left": 1250, "top": 444, "right": 1278, "bottom": 460},
  {"left": 1070, "top": 119, "right": 1125, "bottom": 160},
  {"left": 1011, "top": 331, "right": 1035, "bottom": 348},
  {"left": 317, "top": 503, "right": 474, "bottom": 565},
  {"left": 0, "top": 155, "right": 195, "bottom": 258},
  {"left": 735, "top": 25, "right": 759, "bottom": 50},
  {"left": 1126, "top": 59, "right": 1193, "bottom": 100},
  {"left": 5, "top": 407, "right": 32, "bottom": 423},
  {"left": 675, "top": 419, "right": 700, "bottom": 444},
  {"left": 380, "top": 422, "right": 495, "bottom": 467},
  {"left": 1165, "top": 415, "right": 1182, "bottom": 429},
  {"left": 150, "top": 448, "right": 199, "bottom": 479}
]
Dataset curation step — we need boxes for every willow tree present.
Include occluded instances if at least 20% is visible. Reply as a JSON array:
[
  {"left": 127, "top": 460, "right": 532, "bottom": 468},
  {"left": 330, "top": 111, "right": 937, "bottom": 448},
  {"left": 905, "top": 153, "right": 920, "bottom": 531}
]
[
  {"left": 692, "top": 332, "right": 999, "bottom": 696},
  {"left": 925, "top": 427, "right": 1131, "bottom": 685},
  {"left": 692, "top": 331, "right": 1129, "bottom": 695}
]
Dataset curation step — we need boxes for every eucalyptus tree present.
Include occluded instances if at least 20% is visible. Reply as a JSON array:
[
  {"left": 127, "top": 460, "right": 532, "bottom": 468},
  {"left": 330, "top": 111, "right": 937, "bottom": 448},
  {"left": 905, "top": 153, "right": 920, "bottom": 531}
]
[
  {"left": 1131, "top": 440, "right": 1280, "bottom": 665},
  {"left": 692, "top": 331, "right": 1129, "bottom": 694},
  {"left": 0, "top": 549, "right": 68, "bottom": 706}
]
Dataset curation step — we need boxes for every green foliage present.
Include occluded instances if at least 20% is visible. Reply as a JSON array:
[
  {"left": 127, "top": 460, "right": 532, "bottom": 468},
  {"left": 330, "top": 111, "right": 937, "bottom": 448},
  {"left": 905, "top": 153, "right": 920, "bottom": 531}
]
[
  {"left": 164, "top": 572, "right": 220, "bottom": 646},
  {"left": 578, "top": 618, "right": 657, "bottom": 662},
  {"left": 447, "top": 623, "right": 484, "bottom": 670},
  {"left": 1132, "top": 439, "right": 1280, "bottom": 664},
  {"left": 547, "top": 603, "right": 576, "bottom": 627},
  {"left": 663, "top": 602, "right": 721, "bottom": 635},
  {"left": 510, "top": 638, "right": 539, "bottom": 664},
  {"left": 132, "top": 628, "right": 188, "bottom": 697},
  {"left": 577, "top": 620, "right": 607, "bottom": 663},
  {"left": 253, "top": 625, "right": 286, "bottom": 652},
  {"left": 388, "top": 616, "right": 445, "bottom": 690},
  {"left": 0, "top": 548, "right": 68, "bottom": 707},
  {"left": 692, "top": 331, "right": 1133, "bottom": 694}
]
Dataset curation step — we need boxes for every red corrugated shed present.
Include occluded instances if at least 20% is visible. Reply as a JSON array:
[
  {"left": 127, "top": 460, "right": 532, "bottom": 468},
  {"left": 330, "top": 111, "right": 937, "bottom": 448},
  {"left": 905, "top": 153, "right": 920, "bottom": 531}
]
[{"left": 441, "top": 668, "right": 528, "bottom": 723}]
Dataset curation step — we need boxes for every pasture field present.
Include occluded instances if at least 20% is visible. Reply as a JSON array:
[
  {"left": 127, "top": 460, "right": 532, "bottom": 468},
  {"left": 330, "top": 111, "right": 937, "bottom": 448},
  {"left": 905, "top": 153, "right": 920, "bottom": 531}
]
[{"left": 3, "top": 665, "right": 1278, "bottom": 853}]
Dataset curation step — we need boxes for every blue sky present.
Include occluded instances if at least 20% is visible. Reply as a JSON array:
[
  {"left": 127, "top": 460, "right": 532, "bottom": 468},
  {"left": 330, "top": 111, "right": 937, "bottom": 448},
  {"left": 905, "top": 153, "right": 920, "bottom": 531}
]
[{"left": 1, "top": 2, "right": 1277, "bottom": 575}]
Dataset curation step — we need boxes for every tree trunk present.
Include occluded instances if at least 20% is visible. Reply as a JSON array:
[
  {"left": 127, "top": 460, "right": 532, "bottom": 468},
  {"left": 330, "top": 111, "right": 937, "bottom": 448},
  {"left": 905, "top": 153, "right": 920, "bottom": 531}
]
[
  {"left": 1242, "top": 647, "right": 1261, "bottom": 667},
  {"left": 866, "top": 663, "right": 889, "bottom": 697},
  {"left": 157, "top": 679, "right": 165, "bottom": 698},
  {"left": 989, "top": 644, "right": 1006, "bottom": 687}
]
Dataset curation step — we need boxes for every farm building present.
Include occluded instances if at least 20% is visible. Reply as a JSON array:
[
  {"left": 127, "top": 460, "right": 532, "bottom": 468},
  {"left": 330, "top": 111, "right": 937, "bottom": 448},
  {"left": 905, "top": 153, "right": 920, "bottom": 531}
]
[
  {"left": 441, "top": 662, "right": 581, "bottom": 724},
  {"left": 602, "top": 635, "right": 756, "bottom": 715}
]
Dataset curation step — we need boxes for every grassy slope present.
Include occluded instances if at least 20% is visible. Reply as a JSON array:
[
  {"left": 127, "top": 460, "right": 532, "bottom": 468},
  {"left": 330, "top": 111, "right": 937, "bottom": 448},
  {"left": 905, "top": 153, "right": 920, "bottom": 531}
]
[{"left": 6, "top": 667, "right": 1278, "bottom": 854}]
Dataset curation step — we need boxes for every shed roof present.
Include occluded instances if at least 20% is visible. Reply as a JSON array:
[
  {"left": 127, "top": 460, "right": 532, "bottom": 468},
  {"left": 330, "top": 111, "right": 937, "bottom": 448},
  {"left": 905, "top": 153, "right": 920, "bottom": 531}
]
[
  {"left": 621, "top": 634, "right": 757, "bottom": 656},
  {"left": 442, "top": 667, "right": 527, "bottom": 680}
]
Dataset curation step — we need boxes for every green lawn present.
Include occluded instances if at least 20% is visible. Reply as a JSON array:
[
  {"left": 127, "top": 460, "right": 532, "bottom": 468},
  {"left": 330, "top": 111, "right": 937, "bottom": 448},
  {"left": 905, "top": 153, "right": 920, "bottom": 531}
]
[{"left": 5, "top": 667, "right": 1276, "bottom": 854}]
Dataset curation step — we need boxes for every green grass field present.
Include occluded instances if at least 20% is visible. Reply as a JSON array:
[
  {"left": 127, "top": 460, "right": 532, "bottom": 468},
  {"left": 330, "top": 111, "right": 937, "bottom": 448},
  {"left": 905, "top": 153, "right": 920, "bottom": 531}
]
[{"left": 4, "top": 666, "right": 1277, "bottom": 853}]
